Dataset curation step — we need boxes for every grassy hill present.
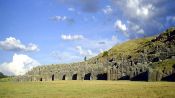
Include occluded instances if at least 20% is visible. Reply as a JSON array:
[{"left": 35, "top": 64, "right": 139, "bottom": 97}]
[
  {"left": 89, "top": 37, "right": 154, "bottom": 63},
  {"left": 17, "top": 27, "right": 175, "bottom": 82},
  {"left": 88, "top": 27, "right": 175, "bottom": 64}
]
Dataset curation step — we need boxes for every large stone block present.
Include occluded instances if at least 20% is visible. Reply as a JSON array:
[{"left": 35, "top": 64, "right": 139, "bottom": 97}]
[{"left": 148, "top": 68, "right": 163, "bottom": 81}]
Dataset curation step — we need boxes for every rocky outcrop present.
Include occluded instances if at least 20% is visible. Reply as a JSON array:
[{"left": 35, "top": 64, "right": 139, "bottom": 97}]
[{"left": 16, "top": 27, "right": 175, "bottom": 82}]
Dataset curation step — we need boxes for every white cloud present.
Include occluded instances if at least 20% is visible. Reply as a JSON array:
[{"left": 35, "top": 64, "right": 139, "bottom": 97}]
[
  {"left": 77, "top": 35, "right": 120, "bottom": 55},
  {"left": 114, "top": 20, "right": 129, "bottom": 37},
  {"left": 128, "top": 21, "right": 145, "bottom": 34},
  {"left": 51, "top": 16, "right": 67, "bottom": 22},
  {"left": 0, "top": 54, "right": 40, "bottom": 75},
  {"left": 114, "top": 19, "right": 145, "bottom": 37},
  {"left": 102, "top": 5, "right": 113, "bottom": 15},
  {"left": 0, "top": 37, "right": 39, "bottom": 52},
  {"left": 51, "top": 35, "right": 122, "bottom": 63},
  {"left": 114, "top": 20, "right": 127, "bottom": 32},
  {"left": 76, "top": 46, "right": 95, "bottom": 57},
  {"left": 113, "top": 0, "right": 154, "bottom": 19},
  {"left": 112, "top": 0, "right": 175, "bottom": 37},
  {"left": 68, "top": 7, "right": 75, "bottom": 11},
  {"left": 61, "top": 34, "right": 84, "bottom": 41}
]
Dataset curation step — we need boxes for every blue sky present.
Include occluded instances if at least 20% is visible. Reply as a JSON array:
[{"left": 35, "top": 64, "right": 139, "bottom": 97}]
[{"left": 0, "top": 0, "right": 175, "bottom": 75}]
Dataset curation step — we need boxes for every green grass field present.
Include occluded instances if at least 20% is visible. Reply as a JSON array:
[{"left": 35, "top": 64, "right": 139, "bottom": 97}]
[{"left": 0, "top": 80, "right": 175, "bottom": 98}]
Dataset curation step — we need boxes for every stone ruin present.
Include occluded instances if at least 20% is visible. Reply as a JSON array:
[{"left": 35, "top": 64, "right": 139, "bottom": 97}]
[
  {"left": 15, "top": 50, "right": 175, "bottom": 82},
  {"left": 15, "top": 28, "right": 175, "bottom": 82}
]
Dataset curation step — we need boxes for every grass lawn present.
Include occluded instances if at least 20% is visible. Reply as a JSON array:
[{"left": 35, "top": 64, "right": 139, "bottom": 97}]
[{"left": 0, "top": 80, "right": 175, "bottom": 98}]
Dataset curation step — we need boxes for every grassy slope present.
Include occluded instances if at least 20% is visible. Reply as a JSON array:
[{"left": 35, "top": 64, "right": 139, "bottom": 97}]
[
  {"left": 88, "top": 36, "right": 154, "bottom": 63},
  {"left": 107, "top": 27, "right": 175, "bottom": 59},
  {"left": 0, "top": 81, "right": 175, "bottom": 98},
  {"left": 108, "top": 37, "right": 153, "bottom": 57},
  {"left": 89, "top": 27, "right": 175, "bottom": 64}
]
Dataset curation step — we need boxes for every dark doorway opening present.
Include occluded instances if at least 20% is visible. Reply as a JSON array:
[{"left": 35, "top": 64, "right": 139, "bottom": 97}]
[
  {"left": 40, "top": 78, "right": 42, "bottom": 81},
  {"left": 97, "top": 73, "right": 107, "bottom": 80},
  {"left": 52, "top": 74, "right": 54, "bottom": 81},
  {"left": 72, "top": 74, "right": 77, "bottom": 80},
  {"left": 84, "top": 73, "right": 91, "bottom": 80},
  {"left": 131, "top": 71, "right": 148, "bottom": 81},
  {"left": 118, "top": 75, "right": 130, "bottom": 80},
  {"left": 162, "top": 73, "right": 175, "bottom": 81},
  {"left": 62, "top": 75, "right": 66, "bottom": 80},
  {"left": 152, "top": 57, "right": 160, "bottom": 62}
]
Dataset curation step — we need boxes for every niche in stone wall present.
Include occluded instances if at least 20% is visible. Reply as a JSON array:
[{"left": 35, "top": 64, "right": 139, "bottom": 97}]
[
  {"left": 40, "top": 78, "right": 42, "bottom": 81},
  {"left": 118, "top": 75, "right": 130, "bottom": 80},
  {"left": 161, "top": 65, "right": 175, "bottom": 81},
  {"left": 84, "top": 73, "right": 91, "bottom": 80},
  {"left": 161, "top": 73, "right": 175, "bottom": 81},
  {"left": 131, "top": 71, "right": 148, "bottom": 81},
  {"left": 62, "top": 75, "right": 66, "bottom": 80},
  {"left": 72, "top": 74, "right": 77, "bottom": 80},
  {"left": 97, "top": 73, "right": 107, "bottom": 80},
  {"left": 52, "top": 74, "right": 54, "bottom": 81}
]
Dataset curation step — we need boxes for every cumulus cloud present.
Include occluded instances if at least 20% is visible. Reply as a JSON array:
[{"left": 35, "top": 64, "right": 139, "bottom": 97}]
[
  {"left": 0, "top": 54, "right": 40, "bottom": 75},
  {"left": 114, "top": 20, "right": 127, "bottom": 32},
  {"left": 113, "top": 0, "right": 154, "bottom": 19},
  {"left": 114, "top": 19, "right": 146, "bottom": 38},
  {"left": 0, "top": 37, "right": 39, "bottom": 52},
  {"left": 102, "top": 5, "right": 113, "bottom": 15},
  {"left": 78, "top": 35, "right": 119, "bottom": 55},
  {"left": 114, "top": 20, "right": 129, "bottom": 37},
  {"left": 112, "top": 0, "right": 175, "bottom": 37},
  {"left": 61, "top": 34, "right": 84, "bottom": 41},
  {"left": 128, "top": 21, "right": 145, "bottom": 34},
  {"left": 126, "top": 0, "right": 154, "bottom": 18},
  {"left": 52, "top": 35, "right": 120, "bottom": 63},
  {"left": 76, "top": 46, "right": 95, "bottom": 57}
]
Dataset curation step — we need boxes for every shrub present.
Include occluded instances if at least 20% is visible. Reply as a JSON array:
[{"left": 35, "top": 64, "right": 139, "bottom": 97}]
[{"left": 102, "top": 51, "right": 108, "bottom": 57}]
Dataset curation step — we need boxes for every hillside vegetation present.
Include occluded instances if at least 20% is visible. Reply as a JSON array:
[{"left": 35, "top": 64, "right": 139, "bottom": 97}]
[{"left": 89, "top": 27, "right": 175, "bottom": 64}]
